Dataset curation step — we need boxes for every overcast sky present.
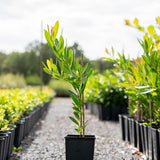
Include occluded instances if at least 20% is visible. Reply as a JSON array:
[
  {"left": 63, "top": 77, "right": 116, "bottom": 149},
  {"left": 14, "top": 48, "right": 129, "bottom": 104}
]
[{"left": 0, "top": 0, "right": 160, "bottom": 59}]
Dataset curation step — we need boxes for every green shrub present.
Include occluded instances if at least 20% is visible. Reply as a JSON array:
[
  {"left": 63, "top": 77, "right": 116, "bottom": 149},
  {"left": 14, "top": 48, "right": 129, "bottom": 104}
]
[
  {"left": 25, "top": 74, "right": 41, "bottom": 86},
  {"left": 85, "top": 70, "right": 128, "bottom": 107},
  {"left": 0, "top": 73, "right": 26, "bottom": 89},
  {"left": 48, "top": 80, "right": 72, "bottom": 97},
  {"left": 0, "top": 88, "right": 54, "bottom": 130}
]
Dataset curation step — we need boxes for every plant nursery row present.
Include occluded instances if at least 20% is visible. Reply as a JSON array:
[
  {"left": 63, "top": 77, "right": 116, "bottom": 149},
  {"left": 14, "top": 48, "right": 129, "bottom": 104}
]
[
  {"left": 84, "top": 70, "right": 128, "bottom": 121},
  {"left": 105, "top": 17, "right": 160, "bottom": 160},
  {"left": 0, "top": 88, "right": 53, "bottom": 160}
]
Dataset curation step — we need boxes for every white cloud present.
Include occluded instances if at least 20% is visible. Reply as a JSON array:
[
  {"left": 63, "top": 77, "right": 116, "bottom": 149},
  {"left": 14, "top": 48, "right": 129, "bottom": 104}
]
[{"left": 0, "top": 0, "right": 160, "bottom": 59}]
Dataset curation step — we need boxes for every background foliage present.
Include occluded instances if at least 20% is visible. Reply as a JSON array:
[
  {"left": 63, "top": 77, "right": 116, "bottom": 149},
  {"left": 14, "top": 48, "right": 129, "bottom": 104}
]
[{"left": 0, "top": 41, "right": 114, "bottom": 86}]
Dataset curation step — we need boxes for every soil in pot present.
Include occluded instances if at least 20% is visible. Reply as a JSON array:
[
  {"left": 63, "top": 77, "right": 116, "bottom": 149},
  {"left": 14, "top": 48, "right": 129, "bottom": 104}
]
[{"left": 65, "top": 135, "right": 95, "bottom": 160}]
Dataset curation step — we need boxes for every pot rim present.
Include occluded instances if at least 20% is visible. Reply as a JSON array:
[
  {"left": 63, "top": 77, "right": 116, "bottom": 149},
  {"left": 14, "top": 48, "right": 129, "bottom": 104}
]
[{"left": 65, "top": 134, "right": 96, "bottom": 140}]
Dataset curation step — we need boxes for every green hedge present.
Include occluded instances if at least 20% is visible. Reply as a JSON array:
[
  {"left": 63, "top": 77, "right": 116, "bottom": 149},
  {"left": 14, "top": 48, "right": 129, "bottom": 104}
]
[
  {"left": 25, "top": 74, "right": 42, "bottom": 86},
  {"left": 0, "top": 88, "right": 53, "bottom": 131},
  {"left": 0, "top": 73, "right": 26, "bottom": 89},
  {"left": 48, "top": 80, "right": 72, "bottom": 97},
  {"left": 85, "top": 70, "right": 128, "bottom": 107}
]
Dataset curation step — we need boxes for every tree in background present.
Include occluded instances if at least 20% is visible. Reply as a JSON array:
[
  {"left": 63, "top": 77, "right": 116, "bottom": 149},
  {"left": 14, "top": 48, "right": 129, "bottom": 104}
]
[
  {"left": 0, "top": 52, "right": 7, "bottom": 74},
  {"left": 0, "top": 41, "right": 114, "bottom": 84}
]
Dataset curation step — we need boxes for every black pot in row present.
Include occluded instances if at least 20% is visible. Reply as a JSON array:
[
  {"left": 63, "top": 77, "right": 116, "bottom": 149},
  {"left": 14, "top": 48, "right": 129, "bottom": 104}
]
[
  {"left": 0, "top": 101, "right": 51, "bottom": 160},
  {"left": 119, "top": 114, "right": 160, "bottom": 160},
  {"left": 85, "top": 102, "right": 128, "bottom": 121}
]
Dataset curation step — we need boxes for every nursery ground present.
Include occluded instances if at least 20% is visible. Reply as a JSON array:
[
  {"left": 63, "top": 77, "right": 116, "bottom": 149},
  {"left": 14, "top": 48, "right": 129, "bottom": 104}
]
[{"left": 11, "top": 98, "right": 146, "bottom": 160}]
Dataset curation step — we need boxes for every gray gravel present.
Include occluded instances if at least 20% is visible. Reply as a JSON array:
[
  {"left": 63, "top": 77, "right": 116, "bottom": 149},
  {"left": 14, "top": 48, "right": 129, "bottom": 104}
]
[{"left": 11, "top": 98, "right": 146, "bottom": 160}]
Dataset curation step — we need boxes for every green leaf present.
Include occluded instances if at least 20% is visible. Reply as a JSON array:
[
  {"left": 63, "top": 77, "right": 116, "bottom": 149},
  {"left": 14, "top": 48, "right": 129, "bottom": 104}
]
[
  {"left": 59, "top": 35, "right": 64, "bottom": 50},
  {"left": 43, "top": 68, "right": 52, "bottom": 75},
  {"left": 147, "top": 25, "right": 155, "bottom": 36},
  {"left": 81, "top": 63, "right": 88, "bottom": 75},
  {"left": 74, "top": 111, "right": 80, "bottom": 120},
  {"left": 135, "top": 86, "right": 149, "bottom": 89},
  {"left": 44, "top": 30, "right": 53, "bottom": 47},
  {"left": 53, "top": 21, "right": 59, "bottom": 41},
  {"left": 137, "top": 89, "right": 156, "bottom": 95},
  {"left": 133, "top": 18, "right": 139, "bottom": 28},
  {"left": 72, "top": 106, "right": 80, "bottom": 113},
  {"left": 69, "top": 116, "right": 79, "bottom": 126},
  {"left": 75, "top": 128, "right": 81, "bottom": 134},
  {"left": 47, "top": 59, "right": 51, "bottom": 70},
  {"left": 68, "top": 90, "right": 81, "bottom": 106}
]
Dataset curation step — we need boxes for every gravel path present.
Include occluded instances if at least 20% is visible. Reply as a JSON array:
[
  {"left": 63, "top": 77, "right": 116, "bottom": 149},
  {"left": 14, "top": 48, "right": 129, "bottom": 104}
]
[{"left": 12, "top": 98, "right": 146, "bottom": 160}]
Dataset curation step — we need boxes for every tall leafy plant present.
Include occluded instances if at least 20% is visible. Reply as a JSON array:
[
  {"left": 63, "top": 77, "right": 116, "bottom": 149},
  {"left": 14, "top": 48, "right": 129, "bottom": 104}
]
[
  {"left": 105, "top": 17, "right": 160, "bottom": 124},
  {"left": 43, "top": 21, "right": 92, "bottom": 137}
]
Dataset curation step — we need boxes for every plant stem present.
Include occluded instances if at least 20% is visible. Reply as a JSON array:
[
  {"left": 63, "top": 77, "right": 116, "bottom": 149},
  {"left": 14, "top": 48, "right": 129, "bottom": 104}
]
[
  {"left": 149, "top": 97, "right": 152, "bottom": 126},
  {"left": 137, "top": 101, "right": 140, "bottom": 120},
  {"left": 81, "top": 53, "right": 85, "bottom": 137}
]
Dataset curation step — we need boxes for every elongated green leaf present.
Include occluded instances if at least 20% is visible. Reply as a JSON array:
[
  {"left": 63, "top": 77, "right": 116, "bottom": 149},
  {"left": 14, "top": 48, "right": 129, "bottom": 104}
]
[
  {"left": 137, "top": 88, "right": 156, "bottom": 95},
  {"left": 81, "top": 63, "right": 88, "bottom": 75},
  {"left": 135, "top": 86, "right": 149, "bottom": 89},
  {"left": 69, "top": 116, "right": 79, "bottom": 126},
  {"left": 73, "top": 108, "right": 80, "bottom": 114},
  {"left": 68, "top": 90, "right": 81, "bottom": 106},
  {"left": 43, "top": 68, "right": 52, "bottom": 75},
  {"left": 147, "top": 25, "right": 155, "bottom": 36},
  {"left": 133, "top": 18, "right": 139, "bottom": 27},
  {"left": 74, "top": 111, "right": 80, "bottom": 120},
  {"left": 53, "top": 21, "right": 59, "bottom": 41},
  {"left": 44, "top": 30, "right": 53, "bottom": 47},
  {"left": 75, "top": 128, "right": 81, "bottom": 134}
]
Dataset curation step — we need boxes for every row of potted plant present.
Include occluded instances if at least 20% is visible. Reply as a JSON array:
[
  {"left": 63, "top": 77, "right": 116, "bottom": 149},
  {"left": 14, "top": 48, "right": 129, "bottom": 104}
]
[
  {"left": 0, "top": 88, "right": 53, "bottom": 160},
  {"left": 84, "top": 70, "right": 128, "bottom": 121},
  {"left": 106, "top": 17, "right": 160, "bottom": 160}
]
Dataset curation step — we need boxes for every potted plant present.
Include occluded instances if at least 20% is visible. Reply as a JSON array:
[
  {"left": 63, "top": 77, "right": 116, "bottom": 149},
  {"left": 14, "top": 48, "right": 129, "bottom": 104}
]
[{"left": 43, "top": 21, "right": 95, "bottom": 160}]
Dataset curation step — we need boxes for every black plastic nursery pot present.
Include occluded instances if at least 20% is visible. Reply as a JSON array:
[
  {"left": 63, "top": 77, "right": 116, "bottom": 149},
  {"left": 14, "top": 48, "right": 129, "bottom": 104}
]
[
  {"left": 14, "top": 119, "right": 25, "bottom": 147},
  {"left": 98, "top": 104, "right": 112, "bottom": 121},
  {"left": 111, "top": 105, "right": 121, "bottom": 121},
  {"left": 151, "top": 127, "right": 159, "bottom": 160},
  {"left": 128, "top": 117, "right": 133, "bottom": 144},
  {"left": 0, "top": 138, "right": 5, "bottom": 160},
  {"left": 148, "top": 126, "right": 153, "bottom": 160},
  {"left": 7, "top": 124, "right": 16, "bottom": 158},
  {"left": 0, "top": 133, "right": 9, "bottom": 160},
  {"left": 23, "top": 115, "right": 31, "bottom": 138},
  {"left": 0, "top": 131, "right": 11, "bottom": 160},
  {"left": 143, "top": 125, "right": 149, "bottom": 158},
  {"left": 131, "top": 118, "right": 137, "bottom": 147},
  {"left": 65, "top": 135, "right": 95, "bottom": 160},
  {"left": 87, "top": 103, "right": 92, "bottom": 112},
  {"left": 92, "top": 103, "right": 99, "bottom": 116},
  {"left": 0, "top": 125, "right": 16, "bottom": 159},
  {"left": 135, "top": 120, "right": 143, "bottom": 152},
  {"left": 84, "top": 102, "right": 88, "bottom": 109},
  {"left": 140, "top": 124, "right": 145, "bottom": 154},
  {"left": 118, "top": 114, "right": 125, "bottom": 141},
  {"left": 124, "top": 115, "right": 130, "bottom": 142}
]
